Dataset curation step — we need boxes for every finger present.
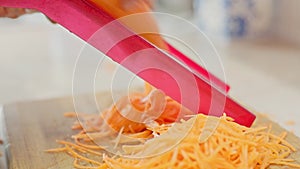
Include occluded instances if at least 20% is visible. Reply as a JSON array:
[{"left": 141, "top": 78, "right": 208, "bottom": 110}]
[
  {"left": 5, "top": 8, "right": 26, "bottom": 18},
  {"left": 0, "top": 7, "right": 7, "bottom": 17},
  {"left": 25, "top": 9, "right": 37, "bottom": 14}
]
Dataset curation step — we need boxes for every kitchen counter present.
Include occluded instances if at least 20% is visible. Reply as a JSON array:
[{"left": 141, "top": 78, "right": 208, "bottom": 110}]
[
  {"left": 221, "top": 40, "right": 300, "bottom": 136},
  {"left": 0, "top": 14, "right": 300, "bottom": 137}
]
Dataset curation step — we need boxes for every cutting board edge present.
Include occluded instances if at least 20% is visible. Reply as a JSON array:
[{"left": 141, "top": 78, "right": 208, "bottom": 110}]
[{"left": 0, "top": 106, "right": 9, "bottom": 169}]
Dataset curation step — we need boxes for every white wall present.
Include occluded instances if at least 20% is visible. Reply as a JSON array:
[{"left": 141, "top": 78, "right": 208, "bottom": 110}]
[{"left": 273, "top": 0, "right": 300, "bottom": 45}]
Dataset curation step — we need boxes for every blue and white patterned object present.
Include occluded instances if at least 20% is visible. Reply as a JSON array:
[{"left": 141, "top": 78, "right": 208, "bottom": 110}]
[{"left": 194, "top": 0, "right": 273, "bottom": 38}]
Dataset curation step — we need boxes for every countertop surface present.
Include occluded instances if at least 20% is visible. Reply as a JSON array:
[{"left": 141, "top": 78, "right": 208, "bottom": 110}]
[
  {"left": 0, "top": 13, "right": 300, "bottom": 138},
  {"left": 1, "top": 92, "right": 300, "bottom": 169}
]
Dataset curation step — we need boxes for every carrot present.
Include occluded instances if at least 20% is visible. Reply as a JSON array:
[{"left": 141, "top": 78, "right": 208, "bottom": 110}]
[
  {"left": 46, "top": 76, "right": 300, "bottom": 169},
  {"left": 101, "top": 88, "right": 186, "bottom": 134},
  {"left": 47, "top": 74, "right": 300, "bottom": 169},
  {"left": 47, "top": 100, "right": 300, "bottom": 169},
  {"left": 88, "top": 0, "right": 168, "bottom": 50}
]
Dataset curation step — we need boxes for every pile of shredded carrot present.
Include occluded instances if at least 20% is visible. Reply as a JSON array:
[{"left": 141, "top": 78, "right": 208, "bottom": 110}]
[{"left": 47, "top": 86, "right": 300, "bottom": 169}]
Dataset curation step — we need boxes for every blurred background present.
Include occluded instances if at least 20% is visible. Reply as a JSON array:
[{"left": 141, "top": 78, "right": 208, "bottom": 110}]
[{"left": 0, "top": 0, "right": 299, "bottom": 135}]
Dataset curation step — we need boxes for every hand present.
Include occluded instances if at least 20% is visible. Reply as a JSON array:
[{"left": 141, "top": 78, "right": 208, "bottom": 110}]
[{"left": 0, "top": 7, "right": 35, "bottom": 18}]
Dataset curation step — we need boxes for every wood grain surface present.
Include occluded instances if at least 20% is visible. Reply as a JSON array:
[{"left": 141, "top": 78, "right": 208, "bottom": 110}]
[{"left": 1, "top": 92, "right": 299, "bottom": 169}]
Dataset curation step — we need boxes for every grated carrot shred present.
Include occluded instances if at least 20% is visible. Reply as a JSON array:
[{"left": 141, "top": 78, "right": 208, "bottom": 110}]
[{"left": 47, "top": 88, "right": 300, "bottom": 169}]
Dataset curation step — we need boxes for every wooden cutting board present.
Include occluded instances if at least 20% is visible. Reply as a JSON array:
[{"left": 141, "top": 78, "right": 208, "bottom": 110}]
[{"left": 1, "top": 92, "right": 300, "bottom": 169}]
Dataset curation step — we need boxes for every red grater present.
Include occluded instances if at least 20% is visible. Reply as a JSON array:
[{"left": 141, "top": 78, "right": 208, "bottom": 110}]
[{"left": 0, "top": 0, "right": 256, "bottom": 126}]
